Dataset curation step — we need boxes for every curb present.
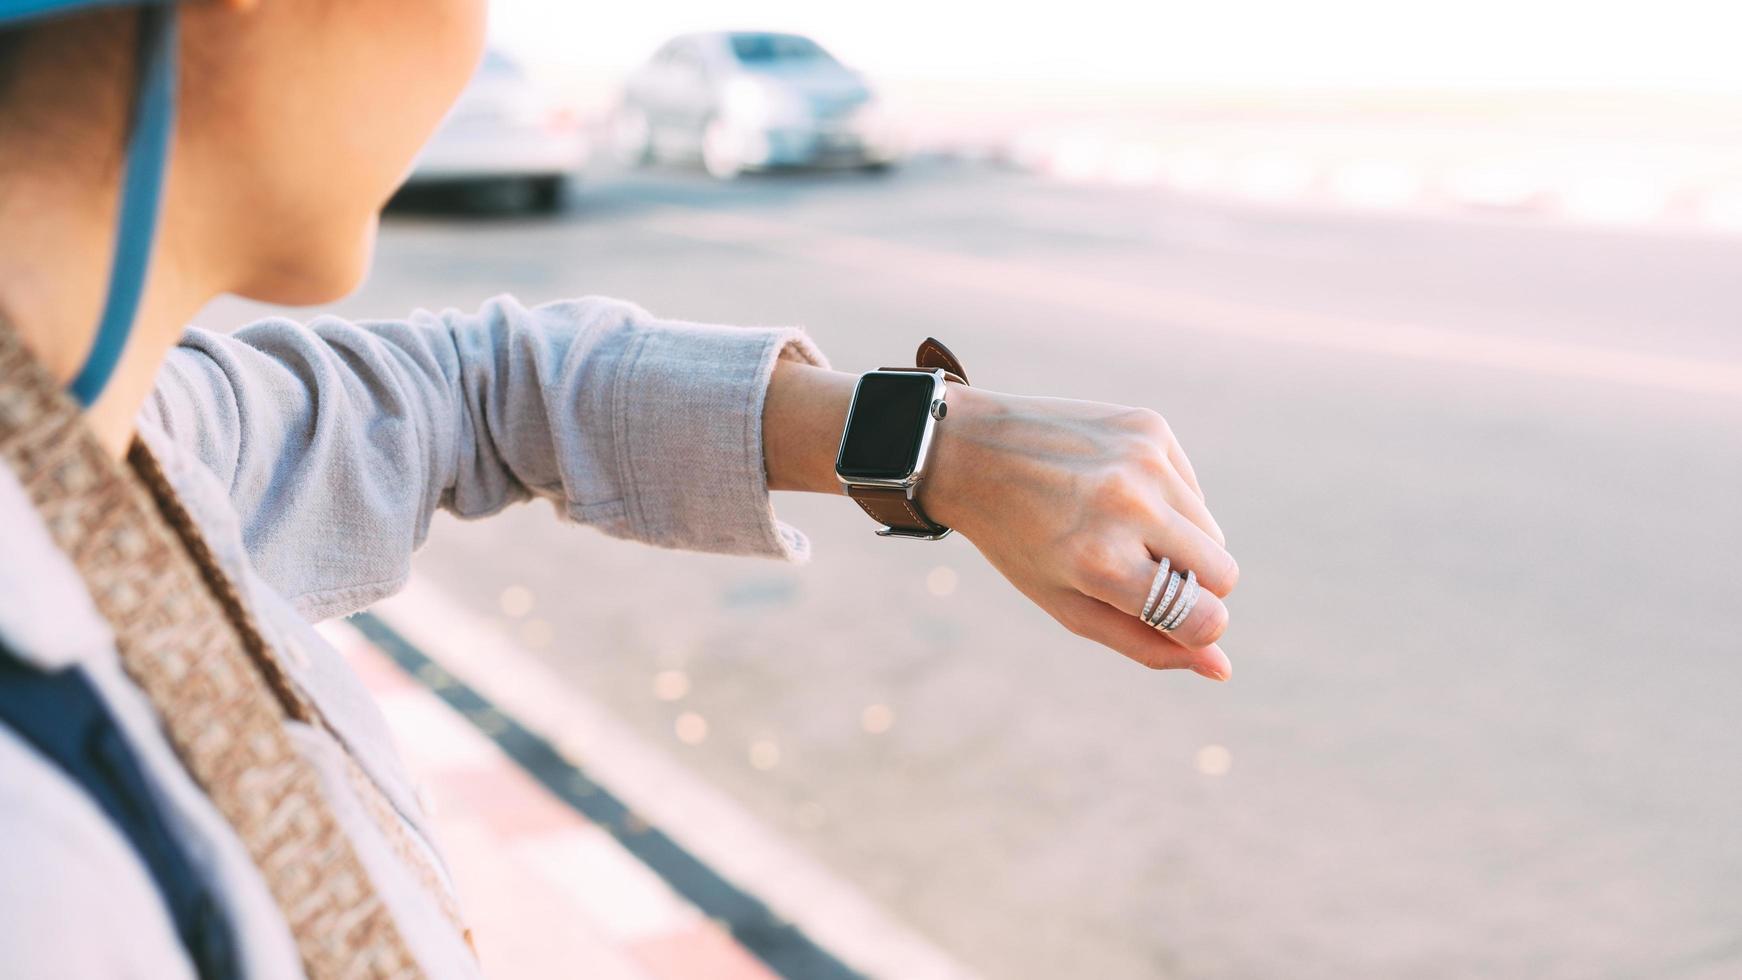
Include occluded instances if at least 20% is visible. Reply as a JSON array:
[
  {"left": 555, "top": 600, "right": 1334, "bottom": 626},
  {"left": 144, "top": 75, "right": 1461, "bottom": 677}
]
[
  {"left": 347, "top": 576, "right": 977, "bottom": 980},
  {"left": 913, "top": 130, "right": 1742, "bottom": 236}
]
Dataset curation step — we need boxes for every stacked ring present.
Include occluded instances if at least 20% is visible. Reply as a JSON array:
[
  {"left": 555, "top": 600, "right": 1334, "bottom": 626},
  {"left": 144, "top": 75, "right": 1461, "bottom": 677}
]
[
  {"left": 1145, "top": 570, "right": 1182, "bottom": 628},
  {"left": 1157, "top": 570, "right": 1199, "bottom": 632},
  {"left": 1138, "top": 561, "right": 1200, "bottom": 633},
  {"left": 1139, "top": 558, "right": 1171, "bottom": 622}
]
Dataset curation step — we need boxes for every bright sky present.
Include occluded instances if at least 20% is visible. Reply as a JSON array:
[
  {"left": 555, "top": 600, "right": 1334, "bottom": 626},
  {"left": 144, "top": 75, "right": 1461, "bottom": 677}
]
[{"left": 490, "top": 0, "right": 1742, "bottom": 92}]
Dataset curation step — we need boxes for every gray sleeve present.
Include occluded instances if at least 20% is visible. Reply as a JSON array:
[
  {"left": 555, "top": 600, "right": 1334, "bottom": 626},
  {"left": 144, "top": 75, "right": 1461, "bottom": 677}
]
[{"left": 141, "top": 294, "right": 829, "bottom": 620}]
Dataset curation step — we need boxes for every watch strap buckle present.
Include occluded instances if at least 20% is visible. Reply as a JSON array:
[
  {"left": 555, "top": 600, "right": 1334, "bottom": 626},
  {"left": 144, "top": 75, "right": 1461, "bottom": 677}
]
[{"left": 847, "top": 485, "right": 952, "bottom": 540}]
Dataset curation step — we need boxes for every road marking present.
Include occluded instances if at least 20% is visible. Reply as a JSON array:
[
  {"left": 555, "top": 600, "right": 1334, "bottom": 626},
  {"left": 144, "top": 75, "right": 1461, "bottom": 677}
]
[
  {"left": 1232, "top": 152, "right": 1318, "bottom": 201},
  {"left": 372, "top": 689, "right": 506, "bottom": 769},
  {"left": 348, "top": 610, "right": 861, "bottom": 980},
  {"left": 366, "top": 577, "right": 978, "bottom": 980},
  {"left": 1328, "top": 160, "right": 1425, "bottom": 208},
  {"left": 513, "top": 826, "right": 701, "bottom": 942},
  {"left": 321, "top": 621, "right": 768, "bottom": 979},
  {"left": 638, "top": 209, "right": 1742, "bottom": 400}
]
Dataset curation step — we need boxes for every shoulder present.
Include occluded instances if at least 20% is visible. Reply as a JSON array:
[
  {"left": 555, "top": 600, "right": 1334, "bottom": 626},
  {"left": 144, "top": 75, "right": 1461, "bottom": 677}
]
[{"left": 0, "top": 722, "right": 196, "bottom": 979}]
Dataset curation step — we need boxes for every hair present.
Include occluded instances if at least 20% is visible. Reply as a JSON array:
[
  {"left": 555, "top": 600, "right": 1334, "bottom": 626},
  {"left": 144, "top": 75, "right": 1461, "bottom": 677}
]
[
  {"left": 0, "top": 27, "right": 31, "bottom": 92},
  {"left": 0, "top": 11, "right": 136, "bottom": 180}
]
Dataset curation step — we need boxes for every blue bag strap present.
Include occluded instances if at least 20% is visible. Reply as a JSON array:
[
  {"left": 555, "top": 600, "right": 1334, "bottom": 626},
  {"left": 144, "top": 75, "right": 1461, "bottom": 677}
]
[
  {"left": 71, "top": 4, "right": 179, "bottom": 405},
  {"left": 0, "top": 0, "right": 163, "bottom": 18},
  {"left": 0, "top": 0, "right": 179, "bottom": 406}
]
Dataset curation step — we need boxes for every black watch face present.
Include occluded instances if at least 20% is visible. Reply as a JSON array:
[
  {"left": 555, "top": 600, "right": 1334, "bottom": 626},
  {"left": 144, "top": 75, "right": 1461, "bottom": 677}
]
[{"left": 837, "top": 372, "right": 937, "bottom": 481}]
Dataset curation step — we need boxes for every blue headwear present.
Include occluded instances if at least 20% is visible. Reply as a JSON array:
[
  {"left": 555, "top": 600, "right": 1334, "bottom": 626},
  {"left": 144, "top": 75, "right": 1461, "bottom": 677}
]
[{"left": 1, "top": 0, "right": 178, "bottom": 406}]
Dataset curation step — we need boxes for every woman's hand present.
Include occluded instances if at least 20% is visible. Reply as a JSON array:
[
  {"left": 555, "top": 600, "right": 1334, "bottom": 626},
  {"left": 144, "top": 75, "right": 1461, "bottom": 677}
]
[
  {"left": 920, "top": 384, "right": 1238, "bottom": 681},
  {"left": 762, "top": 361, "right": 1237, "bottom": 680}
]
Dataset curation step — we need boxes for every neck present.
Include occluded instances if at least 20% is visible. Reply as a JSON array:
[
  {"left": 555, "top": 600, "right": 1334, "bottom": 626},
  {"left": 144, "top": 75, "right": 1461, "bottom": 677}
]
[{"left": 0, "top": 167, "right": 209, "bottom": 457}]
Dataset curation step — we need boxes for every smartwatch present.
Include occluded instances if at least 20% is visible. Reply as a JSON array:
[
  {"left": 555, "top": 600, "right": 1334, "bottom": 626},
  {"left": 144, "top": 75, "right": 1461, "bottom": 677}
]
[{"left": 834, "top": 338, "right": 971, "bottom": 539}]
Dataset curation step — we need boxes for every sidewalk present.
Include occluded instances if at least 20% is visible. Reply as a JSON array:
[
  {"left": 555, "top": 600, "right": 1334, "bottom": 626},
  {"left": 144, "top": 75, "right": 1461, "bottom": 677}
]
[
  {"left": 871, "top": 86, "right": 1742, "bottom": 235},
  {"left": 993, "top": 119, "right": 1742, "bottom": 233},
  {"left": 319, "top": 618, "right": 780, "bottom": 980},
  {"left": 317, "top": 576, "right": 973, "bottom": 980}
]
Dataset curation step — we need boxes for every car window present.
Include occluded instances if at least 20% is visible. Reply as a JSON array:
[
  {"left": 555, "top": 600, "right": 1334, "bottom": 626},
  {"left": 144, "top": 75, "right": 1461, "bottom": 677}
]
[{"left": 728, "top": 33, "right": 834, "bottom": 65}]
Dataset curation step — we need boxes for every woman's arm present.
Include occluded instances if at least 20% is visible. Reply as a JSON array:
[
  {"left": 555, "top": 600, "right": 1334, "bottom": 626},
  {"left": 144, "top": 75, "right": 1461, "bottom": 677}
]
[
  {"left": 144, "top": 295, "right": 826, "bottom": 620},
  {"left": 146, "top": 298, "right": 1236, "bottom": 677},
  {"left": 762, "top": 360, "right": 1238, "bottom": 680}
]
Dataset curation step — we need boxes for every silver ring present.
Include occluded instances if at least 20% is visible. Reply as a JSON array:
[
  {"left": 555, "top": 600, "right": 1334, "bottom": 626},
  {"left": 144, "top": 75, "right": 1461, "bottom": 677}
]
[
  {"left": 1146, "top": 571, "right": 1183, "bottom": 628},
  {"left": 1159, "top": 572, "right": 1199, "bottom": 631},
  {"left": 1158, "top": 571, "right": 1200, "bottom": 632},
  {"left": 1139, "top": 558, "right": 1171, "bottom": 622}
]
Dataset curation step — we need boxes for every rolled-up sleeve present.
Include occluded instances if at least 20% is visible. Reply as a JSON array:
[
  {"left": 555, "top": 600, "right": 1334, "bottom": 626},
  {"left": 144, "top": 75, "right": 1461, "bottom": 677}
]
[
  {"left": 606, "top": 316, "right": 822, "bottom": 558},
  {"left": 142, "top": 294, "right": 828, "bottom": 620}
]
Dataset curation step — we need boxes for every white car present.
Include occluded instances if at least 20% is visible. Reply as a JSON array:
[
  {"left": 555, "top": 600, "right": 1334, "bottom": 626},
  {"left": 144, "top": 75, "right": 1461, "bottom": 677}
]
[
  {"left": 407, "top": 49, "right": 587, "bottom": 211},
  {"left": 613, "top": 31, "right": 902, "bottom": 179}
]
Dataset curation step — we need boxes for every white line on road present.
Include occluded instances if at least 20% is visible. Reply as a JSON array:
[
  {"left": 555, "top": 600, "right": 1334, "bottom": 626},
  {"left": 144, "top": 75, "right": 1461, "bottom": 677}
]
[
  {"left": 370, "top": 577, "right": 979, "bottom": 980},
  {"left": 513, "top": 827, "right": 701, "bottom": 942},
  {"left": 638, "top": 209, "right": 1742, "bottom": 401}
]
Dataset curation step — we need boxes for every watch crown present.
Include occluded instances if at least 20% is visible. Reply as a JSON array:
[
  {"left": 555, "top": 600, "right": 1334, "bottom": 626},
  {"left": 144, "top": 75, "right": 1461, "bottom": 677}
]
[{"left": 930, "top": 399, "right": 948, "bottom": 420}]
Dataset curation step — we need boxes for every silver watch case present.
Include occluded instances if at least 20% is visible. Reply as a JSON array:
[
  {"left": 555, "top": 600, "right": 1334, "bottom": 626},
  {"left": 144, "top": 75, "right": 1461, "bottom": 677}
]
[{"left": 834, "top": 369, "right": 952, "bottom": 540}]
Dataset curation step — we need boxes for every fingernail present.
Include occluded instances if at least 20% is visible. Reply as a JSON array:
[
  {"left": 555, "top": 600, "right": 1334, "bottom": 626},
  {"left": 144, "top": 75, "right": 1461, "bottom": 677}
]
[{"left": 1192, "top": 664, "right": 1228, "bottom": 682}]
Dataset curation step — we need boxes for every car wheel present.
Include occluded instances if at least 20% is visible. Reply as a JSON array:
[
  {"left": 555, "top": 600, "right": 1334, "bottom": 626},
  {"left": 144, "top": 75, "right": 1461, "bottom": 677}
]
[
  {"left": 527, "top": 176, "right": 565, "bottom": 213},
  {"left": 701, "top": 118, "right": 744, "bottom": 180},
  {"left": 612, "top": 106, "right": 653, "bottom": 166}
]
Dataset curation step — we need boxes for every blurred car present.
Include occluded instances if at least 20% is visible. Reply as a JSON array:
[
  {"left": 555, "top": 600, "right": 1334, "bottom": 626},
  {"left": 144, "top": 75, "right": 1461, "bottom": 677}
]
[
  {"left": 613, "top": 31, "right": 903, "bottom": 179},
  {"left": 406, "top": 49, "right": 587, "bottom": 211}
]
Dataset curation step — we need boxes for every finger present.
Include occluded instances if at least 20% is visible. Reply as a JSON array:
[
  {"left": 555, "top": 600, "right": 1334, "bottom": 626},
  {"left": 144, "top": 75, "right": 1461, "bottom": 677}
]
[
  {"left": 1166, "top": 434, "right": 1205, "bottom": 503},
  {"left": 1153, "top": 585, "right": 1230, "bottom": 651},
  {"left": 1147, "top": 510, "right": 1239, "bottom": 599},
  {"left": 1053, "top": 590, "right": 1231, "bottom": 680},
  {"left": 1070, "top": 544, "right": 1232, "bottom": 647},
  {"left": 1155, "top": 461, "right": 1225, "bottom": 548},
  {"left": 1075, "top": 546, "right": 1232, "bottom": 649},
  {"left": 1189, "top": 643, "right": 1231, "bottom": 681}
]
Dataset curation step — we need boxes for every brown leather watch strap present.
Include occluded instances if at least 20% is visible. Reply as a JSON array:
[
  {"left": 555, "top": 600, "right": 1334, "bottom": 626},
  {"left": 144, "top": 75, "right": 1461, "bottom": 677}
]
[
  {"left": 915, "top": 337, "right": 969, "bottom": 385},
  {"left": 843, "top": 337, "right": 969, "bottom": 538},
  {"left": 848, "top": 485, "right": 948, "bottom": 536}
]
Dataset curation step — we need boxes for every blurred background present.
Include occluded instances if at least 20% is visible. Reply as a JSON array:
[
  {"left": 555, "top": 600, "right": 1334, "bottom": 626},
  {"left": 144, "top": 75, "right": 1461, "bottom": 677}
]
[{"left": 211, "top": 1, "right": 1742, "bottom": 977}]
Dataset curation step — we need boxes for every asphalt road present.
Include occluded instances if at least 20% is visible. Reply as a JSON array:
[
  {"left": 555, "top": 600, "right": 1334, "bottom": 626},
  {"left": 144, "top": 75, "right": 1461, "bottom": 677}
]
[{"left": 210, "top": 160, "right": 1742, "bottom": 979}]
